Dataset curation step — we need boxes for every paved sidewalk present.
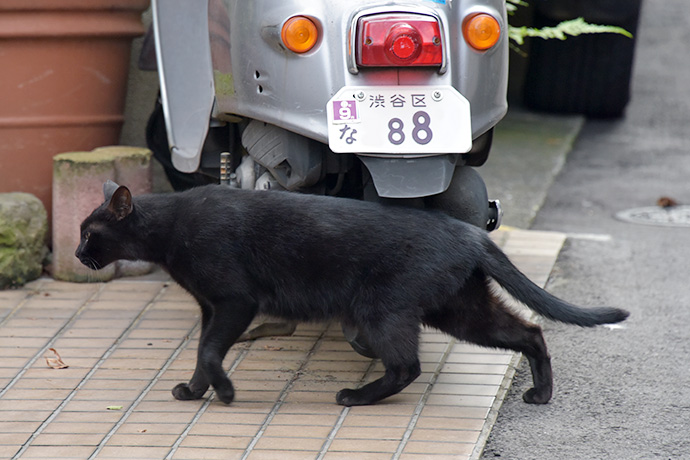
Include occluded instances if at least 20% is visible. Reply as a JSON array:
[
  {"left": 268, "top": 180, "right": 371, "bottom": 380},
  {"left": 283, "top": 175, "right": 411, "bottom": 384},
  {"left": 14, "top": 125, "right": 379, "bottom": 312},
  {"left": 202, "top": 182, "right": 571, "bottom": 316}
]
[{"left": 0, "top": 228, "right": 565, "bottom": 460}]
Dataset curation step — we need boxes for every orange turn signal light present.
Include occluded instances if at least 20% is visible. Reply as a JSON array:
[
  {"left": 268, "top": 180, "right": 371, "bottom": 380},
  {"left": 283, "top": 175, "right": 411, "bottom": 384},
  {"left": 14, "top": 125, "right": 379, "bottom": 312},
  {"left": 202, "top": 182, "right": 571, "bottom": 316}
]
[
  {"left": 281, "top": 16, "right": 318, "bottom": 53},
  {"left": 463, "top": 13, "right": 501, "bottom": 51}
]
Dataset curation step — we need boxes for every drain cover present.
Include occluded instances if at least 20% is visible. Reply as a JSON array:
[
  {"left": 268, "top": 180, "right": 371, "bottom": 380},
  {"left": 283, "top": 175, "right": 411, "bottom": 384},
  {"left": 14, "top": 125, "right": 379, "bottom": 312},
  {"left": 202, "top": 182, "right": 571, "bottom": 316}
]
[{"left": 616, "top": 206, "right": 690, "bottom": 227}]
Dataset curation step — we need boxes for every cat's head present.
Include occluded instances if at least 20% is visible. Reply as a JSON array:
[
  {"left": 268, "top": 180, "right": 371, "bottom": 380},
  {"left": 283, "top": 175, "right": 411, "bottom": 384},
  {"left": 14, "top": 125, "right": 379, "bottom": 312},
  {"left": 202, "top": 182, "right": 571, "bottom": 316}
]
[{"left": 75, "top": 181, "right": 135, "bottom": 270}]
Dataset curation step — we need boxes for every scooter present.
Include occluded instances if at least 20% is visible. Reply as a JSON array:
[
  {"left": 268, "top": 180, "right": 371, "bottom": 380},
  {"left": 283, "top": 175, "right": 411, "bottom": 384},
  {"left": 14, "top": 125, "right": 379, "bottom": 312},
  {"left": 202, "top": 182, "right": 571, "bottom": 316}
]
[{"left": 144, "top": 0, "right": 509, "bottom": 356}]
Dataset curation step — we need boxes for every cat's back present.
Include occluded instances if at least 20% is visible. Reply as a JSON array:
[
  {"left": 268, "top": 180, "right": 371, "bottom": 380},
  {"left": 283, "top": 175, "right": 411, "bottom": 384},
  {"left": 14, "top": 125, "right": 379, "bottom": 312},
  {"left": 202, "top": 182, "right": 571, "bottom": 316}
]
[
  {"left": 156, "top": 185, "right": 484, "bottom": 296},
  {"left": 174, "top": 185, "right": 474, "bottom": 233}
]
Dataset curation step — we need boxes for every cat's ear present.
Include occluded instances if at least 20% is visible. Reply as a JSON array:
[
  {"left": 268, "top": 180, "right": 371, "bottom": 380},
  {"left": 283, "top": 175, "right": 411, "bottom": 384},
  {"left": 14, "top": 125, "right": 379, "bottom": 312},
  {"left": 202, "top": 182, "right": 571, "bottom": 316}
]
[
  {"left": 107, "top": 186, "right": 133, "bottom": 221},
  {"left": 103, "top": 180, "right": 120, "bottom": 201}
]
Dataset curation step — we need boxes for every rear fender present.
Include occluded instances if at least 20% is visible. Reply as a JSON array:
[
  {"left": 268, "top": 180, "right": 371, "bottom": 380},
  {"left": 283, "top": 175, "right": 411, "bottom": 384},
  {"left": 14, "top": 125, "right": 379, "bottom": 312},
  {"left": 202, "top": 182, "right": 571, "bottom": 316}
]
[{"left": 152, "top": 0, "right": 215, "bottom": 173}]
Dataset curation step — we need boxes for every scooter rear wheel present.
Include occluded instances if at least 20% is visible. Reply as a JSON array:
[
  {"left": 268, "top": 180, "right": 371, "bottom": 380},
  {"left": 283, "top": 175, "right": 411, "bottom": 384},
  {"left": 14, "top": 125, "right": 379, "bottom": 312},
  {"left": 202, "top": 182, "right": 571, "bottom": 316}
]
[{"left": 424, "top": 165, "right": 490, "bottom": 229}]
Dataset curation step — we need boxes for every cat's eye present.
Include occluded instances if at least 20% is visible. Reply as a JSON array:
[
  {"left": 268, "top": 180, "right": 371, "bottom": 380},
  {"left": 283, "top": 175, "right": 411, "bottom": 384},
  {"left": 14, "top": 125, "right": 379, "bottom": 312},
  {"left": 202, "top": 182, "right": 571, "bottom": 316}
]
[{"left": 84, "top": 231, "right": 91, "bottom": 240}]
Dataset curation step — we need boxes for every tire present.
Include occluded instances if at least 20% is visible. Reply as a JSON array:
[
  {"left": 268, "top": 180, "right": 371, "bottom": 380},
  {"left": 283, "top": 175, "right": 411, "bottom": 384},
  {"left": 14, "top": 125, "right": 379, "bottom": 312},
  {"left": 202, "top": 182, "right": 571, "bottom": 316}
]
[{"left": 424, "top": 166, "right": 489, "bottom": 229}]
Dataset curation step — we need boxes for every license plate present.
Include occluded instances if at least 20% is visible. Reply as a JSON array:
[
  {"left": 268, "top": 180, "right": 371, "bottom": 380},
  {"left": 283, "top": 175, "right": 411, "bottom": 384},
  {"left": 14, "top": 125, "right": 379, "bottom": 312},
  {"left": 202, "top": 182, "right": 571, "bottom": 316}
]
[{"left": 326, "top": 86, "right": 472, "bottom": 155}]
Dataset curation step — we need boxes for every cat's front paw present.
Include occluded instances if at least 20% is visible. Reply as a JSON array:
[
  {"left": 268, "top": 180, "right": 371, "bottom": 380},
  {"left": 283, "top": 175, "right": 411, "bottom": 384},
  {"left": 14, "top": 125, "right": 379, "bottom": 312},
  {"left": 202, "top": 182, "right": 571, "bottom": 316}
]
[
  {"left": 172, "top": 383, "right": 208, "bottom": 401},
  {"left": 214, "top": 384, "right": 235, "bottom": 405},
  {"left": 522, "top": 387, "right": 551, "bottom": 404}
]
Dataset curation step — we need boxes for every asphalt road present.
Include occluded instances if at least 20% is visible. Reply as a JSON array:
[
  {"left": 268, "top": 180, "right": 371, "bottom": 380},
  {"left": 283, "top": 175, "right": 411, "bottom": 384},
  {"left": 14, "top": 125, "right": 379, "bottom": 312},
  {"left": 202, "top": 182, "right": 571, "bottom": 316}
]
[{"left": 481, "top": 2, "right": 690, "bottom": 459}]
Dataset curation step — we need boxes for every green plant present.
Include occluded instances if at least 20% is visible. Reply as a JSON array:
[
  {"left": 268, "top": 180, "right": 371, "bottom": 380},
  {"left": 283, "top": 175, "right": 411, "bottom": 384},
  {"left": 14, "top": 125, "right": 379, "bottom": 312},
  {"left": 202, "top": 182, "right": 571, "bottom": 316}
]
[{"left": 506, "top": 0, "right": 633, "bottom": 46}]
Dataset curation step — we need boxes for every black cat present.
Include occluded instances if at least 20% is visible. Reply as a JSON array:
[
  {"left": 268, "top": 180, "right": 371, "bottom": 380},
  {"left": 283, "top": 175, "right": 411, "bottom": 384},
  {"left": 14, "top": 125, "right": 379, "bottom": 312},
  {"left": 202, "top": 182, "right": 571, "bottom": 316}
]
[{"left": 76, "top": 182, "right": 628, "bottom": 407}]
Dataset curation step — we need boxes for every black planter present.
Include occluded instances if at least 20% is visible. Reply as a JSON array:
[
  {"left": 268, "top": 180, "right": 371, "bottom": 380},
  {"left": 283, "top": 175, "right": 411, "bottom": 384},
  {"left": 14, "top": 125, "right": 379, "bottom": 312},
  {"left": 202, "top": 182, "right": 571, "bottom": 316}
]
[{"left": 523, "top": 0, "right": 643, "bottom": 118}]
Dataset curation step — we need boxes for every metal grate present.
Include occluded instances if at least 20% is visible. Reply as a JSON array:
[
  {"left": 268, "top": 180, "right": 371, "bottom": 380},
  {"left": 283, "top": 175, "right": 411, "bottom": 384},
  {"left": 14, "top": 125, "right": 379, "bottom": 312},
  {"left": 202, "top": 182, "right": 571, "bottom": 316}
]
[{"left": 615, "top": 206, "right": 690, "bottom": 227}]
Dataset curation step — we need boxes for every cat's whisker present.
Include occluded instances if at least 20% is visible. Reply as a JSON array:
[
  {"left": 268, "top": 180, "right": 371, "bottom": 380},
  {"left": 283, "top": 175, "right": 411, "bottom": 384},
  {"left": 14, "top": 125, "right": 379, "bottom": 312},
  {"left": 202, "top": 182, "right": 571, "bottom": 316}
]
[{"left": 88, "top": 258, "right": 101, "bottom": 271}]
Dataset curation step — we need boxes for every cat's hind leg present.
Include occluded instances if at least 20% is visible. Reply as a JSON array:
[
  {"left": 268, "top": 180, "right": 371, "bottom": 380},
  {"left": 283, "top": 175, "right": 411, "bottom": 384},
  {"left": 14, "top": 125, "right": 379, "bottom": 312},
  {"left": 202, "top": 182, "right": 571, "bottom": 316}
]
[
  {"left": 336, "top": 319, "right": 421, "bottom": 407},
  {"left": 424, "top": 275, "right": 553, "bottom": 404}
]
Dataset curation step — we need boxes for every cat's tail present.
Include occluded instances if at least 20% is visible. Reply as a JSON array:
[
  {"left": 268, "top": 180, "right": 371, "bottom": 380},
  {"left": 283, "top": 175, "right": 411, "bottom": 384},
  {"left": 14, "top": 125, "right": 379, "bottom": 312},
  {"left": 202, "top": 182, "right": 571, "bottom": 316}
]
[{"left": 480, "top": 237, "right": 629, "bottom": 327}]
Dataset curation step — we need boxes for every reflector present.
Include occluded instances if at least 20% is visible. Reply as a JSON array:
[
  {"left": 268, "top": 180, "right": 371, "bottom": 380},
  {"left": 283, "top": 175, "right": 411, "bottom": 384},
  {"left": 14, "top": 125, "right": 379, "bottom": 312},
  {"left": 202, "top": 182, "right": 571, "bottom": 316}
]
[
  {"left": 386, "top": 24, "right": 422, "bottom": 62},
  {"left": 392, "top": 37, "right": 415, "bottom": 58},
  {"left": 463, "top": 13, "right": 501, "bottom": 51},
  {"left": 281, "top": 16, "right": 318, "bottom": 53}
]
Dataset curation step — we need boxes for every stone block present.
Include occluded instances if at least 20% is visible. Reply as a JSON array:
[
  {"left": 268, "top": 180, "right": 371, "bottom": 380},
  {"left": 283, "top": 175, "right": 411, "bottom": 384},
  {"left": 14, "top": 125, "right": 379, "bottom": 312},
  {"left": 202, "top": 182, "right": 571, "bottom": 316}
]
[
  {"left": 52, "top": 147, "right": 153, "bottom": 282},
  {"left": 93, "top": 146, "right": 155, "bottom": 279},
  {"left": 0, "top": 193, "right": 48, "bottom": 289}
]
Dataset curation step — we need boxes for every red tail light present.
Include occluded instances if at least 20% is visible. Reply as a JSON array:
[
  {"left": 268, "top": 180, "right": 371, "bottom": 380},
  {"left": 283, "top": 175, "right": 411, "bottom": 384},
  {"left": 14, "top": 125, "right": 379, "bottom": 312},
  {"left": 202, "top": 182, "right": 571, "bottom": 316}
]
[{"left": 357, "top": 14, "right": 443, "bottom": 67}]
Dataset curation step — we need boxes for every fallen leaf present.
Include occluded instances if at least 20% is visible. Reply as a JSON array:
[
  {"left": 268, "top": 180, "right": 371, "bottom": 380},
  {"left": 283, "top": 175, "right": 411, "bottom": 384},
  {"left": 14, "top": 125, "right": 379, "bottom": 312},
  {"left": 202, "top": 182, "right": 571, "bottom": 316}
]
[
  {"left": 44, "top": 348, "right": 69, "bottom": 369},
  {"left": 138, "top": 428, "right": 148, "bottom": 433},
  {"left": 657, "top": 196, "right": 679, "bottom": 208},
  {"left": 106, "top": 405, "right": 123, "bottom": 411},
  {"left": 263, "top": 345, "right": 283, "bottom": 351}
]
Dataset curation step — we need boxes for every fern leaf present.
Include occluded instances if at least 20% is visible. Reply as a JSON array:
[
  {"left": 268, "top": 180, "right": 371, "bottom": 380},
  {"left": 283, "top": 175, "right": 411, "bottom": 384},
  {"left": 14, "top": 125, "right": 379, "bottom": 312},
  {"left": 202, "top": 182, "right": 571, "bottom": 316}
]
[
  {"left": 508, "top": 17, "right": 633, "bottom": 45},
  {"left": 506, "top": 0, "right": 528, "bottom": 14}
]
